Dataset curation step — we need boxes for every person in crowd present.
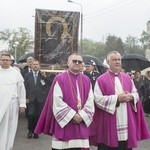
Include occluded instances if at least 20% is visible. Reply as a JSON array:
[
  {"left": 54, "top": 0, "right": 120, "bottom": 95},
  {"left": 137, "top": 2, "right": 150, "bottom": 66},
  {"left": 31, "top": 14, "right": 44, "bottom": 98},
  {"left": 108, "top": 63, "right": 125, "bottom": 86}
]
[
  {"left": 130, "top": 71, "right": 135, "bottom": 79},
  {"left": 22, "top": 56, "right": 34, "bottom": 118},
  {"left": 90, "top": 51, "right": 150, "bottom": 150},
  {"left": 24, "top": 60, "right": 54, "bottom": 139},
  {"left": 21, "top": 56, "right": 34, "bottom": 78},
  {"left": 35, "top": 53, "right": 95, "bottom": 150},
  {"left": 133, "top": 70, "right": 145, "bottom": 104},
  {"left": 10, "top": 55, "right": 21, "bottom": 72},
  {"left": 84, "top": 60, "right": 100, "bottom": 90},
  {"left": 0, "top": 53, "right": 26, "bottom": 150},
  {"left": 143, "top": 70, "right": 150, "bottom": 117}
]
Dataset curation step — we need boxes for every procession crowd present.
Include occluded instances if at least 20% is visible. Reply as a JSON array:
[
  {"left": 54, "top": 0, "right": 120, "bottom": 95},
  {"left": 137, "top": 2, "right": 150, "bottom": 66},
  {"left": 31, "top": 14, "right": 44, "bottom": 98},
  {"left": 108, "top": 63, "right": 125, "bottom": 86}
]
[
  {"left": 132, "top": 70, "right": 150, "bottom": 117},
  {"left": 0, "top": 51, "right": 150, "bottom": 150}
]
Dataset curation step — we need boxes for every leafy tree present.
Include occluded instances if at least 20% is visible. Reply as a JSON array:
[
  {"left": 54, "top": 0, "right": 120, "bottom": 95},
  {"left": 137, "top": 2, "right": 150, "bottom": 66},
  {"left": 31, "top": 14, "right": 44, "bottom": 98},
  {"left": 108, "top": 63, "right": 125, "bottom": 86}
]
[
  {"left": 104, "top": 35, "right": 125, "bottom": 57},
  {"left": 0, "top": 27, "right": 34, "bottom": 62},
  {"left": 140, "top": 31, "right": 150, "bottom": 50},
  {"left": 124, "top": 35, "right": 144, "bottom": 55},
  {"left": 82, "top": 38, "right": 105, "bottom": 60},
  {"left": 116, "top": 37, "right": 125, "bottom": 55}
]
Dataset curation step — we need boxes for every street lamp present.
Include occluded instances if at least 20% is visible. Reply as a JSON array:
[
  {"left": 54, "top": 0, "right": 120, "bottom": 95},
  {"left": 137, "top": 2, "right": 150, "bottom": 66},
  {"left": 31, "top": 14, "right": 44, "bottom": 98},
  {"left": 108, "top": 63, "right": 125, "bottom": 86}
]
[{"left": 68, "top": 0, "right": 83, "bottom": 54}]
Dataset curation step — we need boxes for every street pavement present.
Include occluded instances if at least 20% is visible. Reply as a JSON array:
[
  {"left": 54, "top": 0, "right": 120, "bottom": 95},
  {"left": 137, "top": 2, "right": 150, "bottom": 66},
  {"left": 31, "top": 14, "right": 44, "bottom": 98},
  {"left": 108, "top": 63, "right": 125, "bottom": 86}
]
[{"left": 13, "top": 115, "right": 150, "bottom": 150}]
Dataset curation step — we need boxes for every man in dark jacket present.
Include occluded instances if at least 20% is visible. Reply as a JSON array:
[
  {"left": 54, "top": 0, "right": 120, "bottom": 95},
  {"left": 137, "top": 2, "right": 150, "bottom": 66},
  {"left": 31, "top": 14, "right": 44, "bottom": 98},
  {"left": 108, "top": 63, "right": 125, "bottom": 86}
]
[
  {"left": 84, "top": 60, "right": 100, "bottom": 90},
  {"left": 24, "top": 60, "right": 55, "bottom": 139},
  {"left": 22, "top": 56, "right": 34, "bottom": 78}
]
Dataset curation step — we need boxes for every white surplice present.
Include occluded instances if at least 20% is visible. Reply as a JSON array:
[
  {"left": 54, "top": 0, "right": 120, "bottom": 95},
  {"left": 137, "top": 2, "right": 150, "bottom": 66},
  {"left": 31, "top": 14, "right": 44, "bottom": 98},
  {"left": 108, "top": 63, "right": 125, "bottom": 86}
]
[
  {"left": 0, "top": 66, "right": 26, "bottom": 150},
  {"left": 94, "top": 77, "right": 139, "bottom": 141},
  {"left": 52, "top": 81, "right": 94, "bottom": 149}
]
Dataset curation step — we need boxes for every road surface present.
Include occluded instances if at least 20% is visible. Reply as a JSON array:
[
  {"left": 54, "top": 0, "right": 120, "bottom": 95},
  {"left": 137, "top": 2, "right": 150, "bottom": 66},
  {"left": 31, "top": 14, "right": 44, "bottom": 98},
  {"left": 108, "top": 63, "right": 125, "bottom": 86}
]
[{"left": 13, "top": 115, "right": 150, "bottom": 150}]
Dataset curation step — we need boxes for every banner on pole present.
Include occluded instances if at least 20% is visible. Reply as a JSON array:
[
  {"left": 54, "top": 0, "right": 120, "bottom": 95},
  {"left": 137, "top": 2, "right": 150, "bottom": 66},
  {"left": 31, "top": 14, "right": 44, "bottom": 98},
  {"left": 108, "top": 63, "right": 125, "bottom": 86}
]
[{"left": 34, "top": 9, "right": 80, "bottom": 67}]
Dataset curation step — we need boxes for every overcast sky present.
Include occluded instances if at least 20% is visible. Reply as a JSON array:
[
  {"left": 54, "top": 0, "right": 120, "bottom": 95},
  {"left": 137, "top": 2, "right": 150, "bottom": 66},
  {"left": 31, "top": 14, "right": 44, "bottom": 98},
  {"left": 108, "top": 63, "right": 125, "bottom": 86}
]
[{"left": 0, "top": 0, "right": 150, "bottom": 49}]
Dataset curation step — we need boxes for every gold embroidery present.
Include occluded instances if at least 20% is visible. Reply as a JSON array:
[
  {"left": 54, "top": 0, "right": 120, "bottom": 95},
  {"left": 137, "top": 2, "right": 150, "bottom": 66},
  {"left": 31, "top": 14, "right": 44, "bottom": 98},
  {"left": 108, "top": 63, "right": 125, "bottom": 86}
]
[
  {"left": 67, "top": 71, "right": 83, "bottom": 112},
  {"left": 46, "top": 16, "right": 73, "bottom": 43}
]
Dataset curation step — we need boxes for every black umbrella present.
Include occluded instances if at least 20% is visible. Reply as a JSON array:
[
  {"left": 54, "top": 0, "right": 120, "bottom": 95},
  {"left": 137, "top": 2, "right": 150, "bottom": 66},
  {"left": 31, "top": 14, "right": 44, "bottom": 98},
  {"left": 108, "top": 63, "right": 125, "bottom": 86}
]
[
  {"left": 82, "top": 55, "right": 107, "bottom": 73},
  {"left": 18, "top": 52, "right": 35, "bottom": 63},
  {"left": 122, "top": 54, "right": 150, "bottom": 72},
  {"left": 82, "top": 55, "right": 103, "bottom": 66}
]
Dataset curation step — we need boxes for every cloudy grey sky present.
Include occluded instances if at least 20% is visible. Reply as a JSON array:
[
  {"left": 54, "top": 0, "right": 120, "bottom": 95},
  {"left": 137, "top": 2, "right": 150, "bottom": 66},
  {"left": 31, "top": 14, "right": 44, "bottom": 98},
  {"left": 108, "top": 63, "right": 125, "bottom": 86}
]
[{"left": 0, "top": 0, "right": 150, "bottom": 48}]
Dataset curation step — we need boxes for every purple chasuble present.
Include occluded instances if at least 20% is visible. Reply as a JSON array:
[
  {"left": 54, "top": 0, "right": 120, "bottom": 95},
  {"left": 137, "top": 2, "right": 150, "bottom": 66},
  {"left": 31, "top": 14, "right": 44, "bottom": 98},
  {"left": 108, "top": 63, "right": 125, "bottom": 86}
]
[
  {"left": 90, "top": 71, "right": 150, "bottom": 148},
  {"left": 35, "top": 71, "right": 91, "bottom": 140}
]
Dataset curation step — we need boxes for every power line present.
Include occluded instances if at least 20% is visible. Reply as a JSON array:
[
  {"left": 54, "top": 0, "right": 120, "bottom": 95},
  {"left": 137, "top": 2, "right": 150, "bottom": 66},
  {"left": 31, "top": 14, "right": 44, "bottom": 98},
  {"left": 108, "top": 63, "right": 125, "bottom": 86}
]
[
  {"left": 84, "top": 0, "right": 143, "bottom": 20},
  {"left": 83, "top": 0, "right": 148, "bottom": 21},
  {"left": 84, "top": 0, "right": 129, "bottom": 17}
]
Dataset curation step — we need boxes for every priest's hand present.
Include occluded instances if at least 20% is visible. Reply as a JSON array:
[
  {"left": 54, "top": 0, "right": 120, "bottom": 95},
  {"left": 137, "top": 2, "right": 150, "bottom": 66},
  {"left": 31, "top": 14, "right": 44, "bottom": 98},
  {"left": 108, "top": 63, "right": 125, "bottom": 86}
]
[
  {"left": 72, "top": 113, "right": 83, "bottom": 124},
  {"left": 124, "top": 91, "right": 134, "bottom": 101},
  {"left": 118, "top": 93, "right": 133, "bottom": 103}
]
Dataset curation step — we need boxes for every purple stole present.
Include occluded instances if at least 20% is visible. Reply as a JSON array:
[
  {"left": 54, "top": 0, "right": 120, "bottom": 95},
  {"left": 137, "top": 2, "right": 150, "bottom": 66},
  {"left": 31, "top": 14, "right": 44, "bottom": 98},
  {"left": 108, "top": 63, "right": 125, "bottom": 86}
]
[
  {"left": 90, "top": 71, "right": 150, "bottom": 148},
  {"left": 35, "top": 71, "right": 91, "bottom": 140}
]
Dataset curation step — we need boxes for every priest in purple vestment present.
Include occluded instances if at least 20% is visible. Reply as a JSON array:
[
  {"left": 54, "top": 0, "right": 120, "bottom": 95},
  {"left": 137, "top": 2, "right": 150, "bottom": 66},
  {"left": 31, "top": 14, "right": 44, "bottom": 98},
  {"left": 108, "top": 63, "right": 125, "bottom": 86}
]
[
  {"left": 35, "top": 53, "right": 95, "bottom": 150},
  {"left": 90, "top": 51, "right": 150, "bottom": 150}
]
